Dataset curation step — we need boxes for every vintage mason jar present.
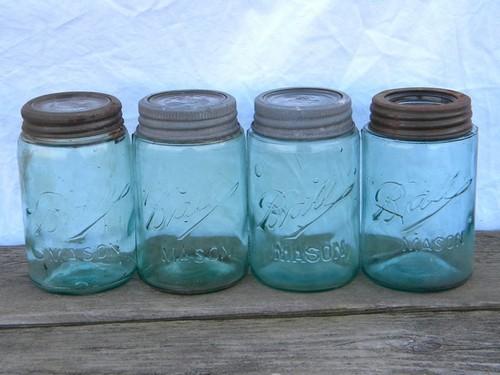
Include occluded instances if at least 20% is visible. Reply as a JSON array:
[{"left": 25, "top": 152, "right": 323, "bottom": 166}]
[
  {"left": 18, "top": 92, "right": 136, "bottom": 294},
  {"left": 134, "top": 90, "right": 248, "bottom": 294},
  {"left": 248, "top": 88, "right": 360, "bottom": 292},
  {"left": 362, "top": 88, "right": 478, "bottom": 292}
]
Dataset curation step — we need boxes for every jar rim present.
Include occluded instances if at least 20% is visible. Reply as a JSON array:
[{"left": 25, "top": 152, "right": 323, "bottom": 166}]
[
  {"left": 136, "top": 89, "right": 241, "bottom": 144},
  {"left": 21, "top": 91, "right": 125, "bottom": 145},
  {"left": 369, "top": 87, "right": 472, "bottom": 141},
  {"left": 252, "top": 87, "right": 355, "bottom": 141}
]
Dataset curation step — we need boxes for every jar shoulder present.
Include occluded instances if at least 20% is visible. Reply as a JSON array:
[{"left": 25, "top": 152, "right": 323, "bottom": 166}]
[
  {"left": 248, "top": 128, "right": 359, "bottom": 152},
  {"left": 18, "top": 131, "right": 131, "bottom": 152},
  {"left": 18, "top": 133, "right": 132, "bottom": 167}
]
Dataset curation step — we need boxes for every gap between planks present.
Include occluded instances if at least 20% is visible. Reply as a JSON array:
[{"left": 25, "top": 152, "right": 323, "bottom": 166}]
[{"left": 2, "top": 304, "right": 500, "bottom": 331}]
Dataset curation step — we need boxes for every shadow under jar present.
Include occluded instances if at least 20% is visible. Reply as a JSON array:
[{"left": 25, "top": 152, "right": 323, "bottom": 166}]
[
  {"left": 134, "top": 90, "right": 248, "bottom": 294},
  {"left": 18, "top": 92, "right": 136, "bottom": 294},
  {"left": 248, "top": 88, "right": 360, "bottom": 292},
  {"left": 361, "top": 88, "right": 478, "bottom": 292}
]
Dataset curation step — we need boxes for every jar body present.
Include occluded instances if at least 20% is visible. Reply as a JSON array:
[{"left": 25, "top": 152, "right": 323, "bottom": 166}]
[
  {"left": 361, "top": 127, "right": 478, "bottom": 292},
  {"left": 134, "top": 133, "right": 248, "bottom": 294},
  {"left": 248, "top": 130, "right": 360, "bottom": 292},
  {"left": 18, "top": 134, "right": 136, "bottom": 294}
]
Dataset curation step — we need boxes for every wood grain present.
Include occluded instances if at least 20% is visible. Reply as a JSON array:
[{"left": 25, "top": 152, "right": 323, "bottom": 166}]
[
  {"left": 1, "top": 311, "right": 499, "bottom": 375},
  {"left": 1, "top": 231, "right": 499, "bottom": 328}
]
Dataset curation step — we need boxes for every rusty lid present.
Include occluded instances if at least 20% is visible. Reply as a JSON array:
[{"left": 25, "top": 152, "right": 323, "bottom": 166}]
[
  {"left": 136, "top": 90, "right": 241, "bottom": 144},
  {"left": 252, "top": 87, "right": 354, "bottom": 141},
  {"left": 21, "top": 91, "right": 125, "bottom": 145},
  {"left": 369, "top": 87, "right": 472, "bottom": 141}
]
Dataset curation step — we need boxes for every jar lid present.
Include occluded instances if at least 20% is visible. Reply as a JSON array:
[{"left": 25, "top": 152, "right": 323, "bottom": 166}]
[
  {"left": 136, "top": 90, "right": 241, "bottom": 144},
  {"left": 21, "top": 91, "right": 125, "bottom": 145},
  {"left": 369, "top": 87, "right": 472, "bottom": 141},
  {"left": 252, "top": 87, "right": 354, "bottom": 141}
]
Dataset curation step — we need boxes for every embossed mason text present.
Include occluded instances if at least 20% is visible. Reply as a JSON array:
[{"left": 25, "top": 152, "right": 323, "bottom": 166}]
[
  {"left": 31, "top": 244, "right": 121, "bottom": 262},
  {"left": 160, "top": 245, "right": 232, "bottom": 264},
  {"left": 272, "top": 240, "right": 350, "bottom": 264},
  {"left": 399, "top": 232, "right": 465, "bottom": 253}
]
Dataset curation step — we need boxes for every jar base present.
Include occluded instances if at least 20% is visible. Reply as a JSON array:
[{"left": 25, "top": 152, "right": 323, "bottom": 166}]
[
  {"left": 363, "top": 251, "right": 472, "bottom": 293},
  {"left": 138, "top": 262, "right": 247, "bottom": 295},
  {"left": 251, "top": 264, "right": 358, "bottom": 293},
  {"left": 29, "top": 259, "right": 136, "bottom": 295}
]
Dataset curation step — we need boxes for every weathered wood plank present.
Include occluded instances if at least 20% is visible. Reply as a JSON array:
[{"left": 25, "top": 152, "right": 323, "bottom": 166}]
[
  {"left": 1, "top": 311, "right": 499, "bottom": 375},
  {"left": 1, "top": 231, "right": 499, "bottom": 328}
]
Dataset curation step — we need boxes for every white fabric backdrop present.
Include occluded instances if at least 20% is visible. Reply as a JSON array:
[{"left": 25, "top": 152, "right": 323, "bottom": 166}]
[{"left": 0, "top": 0, "right": 499, "bottom": 245}]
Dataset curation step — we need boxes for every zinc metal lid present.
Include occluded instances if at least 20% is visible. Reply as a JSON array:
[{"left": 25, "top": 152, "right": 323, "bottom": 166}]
[
  {"left": 369, "top": 87, "right": 473, "bottom": 141},
  {"left": 252, "top": 87, "right": 355, "bottom": 141},
  {"left": 21, "top": 91, "right": 125, "bottom": 145},
  {"left": 136, "top": 90, "right": 241, "bottom": 144}
]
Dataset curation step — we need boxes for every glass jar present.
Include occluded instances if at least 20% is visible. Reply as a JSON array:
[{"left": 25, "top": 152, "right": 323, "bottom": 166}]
[
  {"left": 248, "top": 88, "right": 360, "bottom": 292},
  {"left": 134, "top": 90, "right": 248, "bottom": 294},
  {"left": 361, "top": 88, "right": 478, "bottom": 292},
  {"left": 18, "top": 92, "right": 136, "bottom": 294}
]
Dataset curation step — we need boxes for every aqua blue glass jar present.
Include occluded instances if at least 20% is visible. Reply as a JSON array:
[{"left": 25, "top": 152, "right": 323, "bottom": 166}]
[
  {"left": 248, "top": 88, "right": 360, "bottom": 292},
  {"left": 362, "top": 88, "right": 478, "bottom": 292},
  {"left": 134, "top": 90, "right": 248, "bottom": 294},
  {"left": 18, "top": 92, "right": 136, "bottom": 294}
]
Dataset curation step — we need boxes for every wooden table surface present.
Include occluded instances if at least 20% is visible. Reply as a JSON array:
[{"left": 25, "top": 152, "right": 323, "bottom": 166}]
[{"left": 1, "top": 231, "right": 499, "bottom": 374}]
